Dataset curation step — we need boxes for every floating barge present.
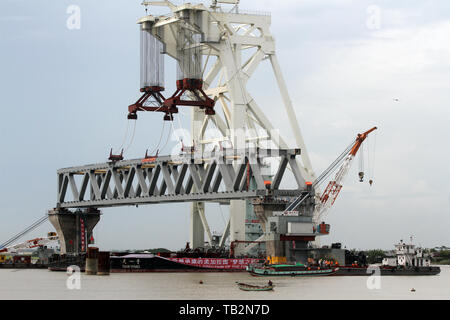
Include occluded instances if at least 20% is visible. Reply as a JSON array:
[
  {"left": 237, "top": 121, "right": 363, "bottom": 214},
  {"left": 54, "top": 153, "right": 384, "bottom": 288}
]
[
  {"left": 246, "top": 262, "right": 338, "bottom": 277},
  {"left": 336, "top": 265, "right": 441, "bottom": 276},
  {"left": 110, "top": 254, "right": 263, "bottom": 272},
  {"left": 335, "top": 239, "right": 441, "bottom": 276}
]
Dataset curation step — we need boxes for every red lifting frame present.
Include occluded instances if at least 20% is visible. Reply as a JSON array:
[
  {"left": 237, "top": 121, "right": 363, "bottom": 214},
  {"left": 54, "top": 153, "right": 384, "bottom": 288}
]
[
  {"left": 127, "top": 86, "right": 173, "bottom": 120},
  {"left": 163, "top": 78, "right": 215, "bottom": 116},
  {"left": 128, "top": 79, "right": 215, "bottom": 121}
]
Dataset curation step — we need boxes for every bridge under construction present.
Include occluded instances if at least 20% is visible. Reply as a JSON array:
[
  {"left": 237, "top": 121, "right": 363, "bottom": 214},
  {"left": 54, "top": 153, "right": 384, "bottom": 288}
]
[
  {"left": 1, "top": 1, "right": 377, "bottom": 266},
  {"left": 46, "top": 0, "right": 326, "bottom": 263}
]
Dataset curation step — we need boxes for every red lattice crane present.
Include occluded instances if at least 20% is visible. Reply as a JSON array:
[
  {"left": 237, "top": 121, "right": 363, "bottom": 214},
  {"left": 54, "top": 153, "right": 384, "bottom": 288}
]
[{"left": 315, "top": 127, "right": 377, "bottom": 220}]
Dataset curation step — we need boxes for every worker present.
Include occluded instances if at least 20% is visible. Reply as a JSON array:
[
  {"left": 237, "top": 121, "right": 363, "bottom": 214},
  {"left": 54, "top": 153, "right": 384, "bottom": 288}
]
[{"left": 268, "top": 280, "right": 273, "bottom": 286}]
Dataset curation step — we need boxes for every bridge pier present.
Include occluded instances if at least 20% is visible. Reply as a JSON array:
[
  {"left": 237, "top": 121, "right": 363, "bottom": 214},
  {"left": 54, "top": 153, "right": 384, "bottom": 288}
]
[
  {"left": 48, "top": 208, "right": 101, "bottom": 254},
  {"left": 253, "top": 199, "right": 316, "bottom": 264},
  {"left": 189, "top": 202, "right": 205, "bottom": 249},
  {"left": 230, "top": 200, "right": 246, "bottom": 256},
  {"left": 253, "top": 201, "right": 286, "bottom": 259}
]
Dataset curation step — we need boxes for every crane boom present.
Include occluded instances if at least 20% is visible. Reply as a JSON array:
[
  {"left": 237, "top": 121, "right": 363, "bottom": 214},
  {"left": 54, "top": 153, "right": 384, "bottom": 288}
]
[
  {"left": 315, "top": 127, "right": 377, "bottom": 220},
  {"left": 281, "top": 127, "right": 377, "bottom": 220},
  {"left": 0, "top": 234, "right": 58, "bottom": 254},
  {"left": 0, "top": 215, "right": 49, "bottom": 249}
]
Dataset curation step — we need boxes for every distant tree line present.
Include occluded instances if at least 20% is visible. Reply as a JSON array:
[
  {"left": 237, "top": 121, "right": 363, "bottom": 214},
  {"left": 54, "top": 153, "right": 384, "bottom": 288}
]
[
  {"left": 430, "top": 249, "right": 450, "bottom": 265},
  {"left": 363, "top": 249, "right": 387, "bottom": 264}
]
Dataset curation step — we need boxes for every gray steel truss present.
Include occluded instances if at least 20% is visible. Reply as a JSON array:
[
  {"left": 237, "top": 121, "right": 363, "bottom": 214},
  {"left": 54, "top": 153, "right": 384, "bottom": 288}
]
[{"left": 56, "top": 148, "right": 306, "bottom": 209}]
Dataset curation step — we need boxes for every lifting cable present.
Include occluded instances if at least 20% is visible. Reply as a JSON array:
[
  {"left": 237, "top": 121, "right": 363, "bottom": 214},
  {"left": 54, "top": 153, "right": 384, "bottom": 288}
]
[
  {"left": 367, "top": 135, "right": 370, "bottom": 180},
  {"left": 159, "top": 126, "right": 172, "bottom": 153},
  {"left": 176, "top": 111, "right": 197, "bottom": 150},
  {"left": 170, "top": 114, "right": 178, "bottom": 142},
  {"left": 358, "top": 141, "right": 364, "bottom": 181},
  {"left": 147, "top": 121, "right": 166, "bottom": 156},
  {"left": 123, "top": 120, "right": 137, "bottom": 153},
  {"left": 120, "top": 100, "right": 166, "bottom": 156},
  {"left": 312, "top": 139, "right": 355, "bottom": 188},
  {"left": 372, "top": 132, "right": 377, "bottom": 179},
  {"left": 159, "top": 129, "right": 172, "bottom": 153},
  {"left": 368, "top": 130, "right": 377, "bottom": 184},
  {"left": 359, "top": 142, "right": 364, "bottom": 173},
  {"left": 117, "top": 119, "right": 130, "bottom": 151},
  {"left": 176, "top": 110, "right": 185, "bottom": 142},
  {"left": 159, "top": 117, "right": 176, "bottom": 153}
]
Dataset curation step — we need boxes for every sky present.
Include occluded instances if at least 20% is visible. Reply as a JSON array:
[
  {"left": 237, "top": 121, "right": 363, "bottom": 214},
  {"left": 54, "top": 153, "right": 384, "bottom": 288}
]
[{"left": 0, "top": 0, "right": 449, "bottom": 251}]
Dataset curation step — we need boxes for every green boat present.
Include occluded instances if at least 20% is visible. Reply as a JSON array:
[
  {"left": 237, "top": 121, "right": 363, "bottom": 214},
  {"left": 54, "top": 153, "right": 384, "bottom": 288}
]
[
  {"left": 246, "top": 262, "right": 338, "bottom": 277},
  {"left": 236, "top": 281, "right": 274, "bottom": 291}
]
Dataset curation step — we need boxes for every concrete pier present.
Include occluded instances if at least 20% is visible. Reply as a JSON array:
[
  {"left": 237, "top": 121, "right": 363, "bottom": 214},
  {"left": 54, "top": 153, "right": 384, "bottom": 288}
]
[
  {"left": 253, "top": 198, "right": 317, "bottom": 264},
  {"left": 97, "top": 251, "right": 110, "bottom": 275},
  {"left": 85, "top": 247, "right": 99, "bottom": 275},
  {"left": 48, "top": 208, "right": 101, "bottom": 254}
]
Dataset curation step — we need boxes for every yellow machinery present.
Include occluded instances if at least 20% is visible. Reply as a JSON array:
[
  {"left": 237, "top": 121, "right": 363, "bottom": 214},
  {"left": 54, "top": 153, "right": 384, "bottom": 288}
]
[{"left": 267, "top": 256, "right": 287, "bottom": 264}]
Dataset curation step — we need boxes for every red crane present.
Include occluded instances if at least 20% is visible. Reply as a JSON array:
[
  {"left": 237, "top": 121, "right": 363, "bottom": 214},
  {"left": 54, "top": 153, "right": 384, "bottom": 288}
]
[{"left": 315, "top": 126, "right": 377, "bottom": 220}]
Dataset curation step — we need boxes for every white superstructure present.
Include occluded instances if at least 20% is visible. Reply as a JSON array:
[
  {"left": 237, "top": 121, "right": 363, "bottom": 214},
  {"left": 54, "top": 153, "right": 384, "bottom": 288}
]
[
  {"left": 139, "top": 1, "right": 316, "bottom": 255},
  {"left": 382, "top": 239, "right": 431, "bottom": 267}
]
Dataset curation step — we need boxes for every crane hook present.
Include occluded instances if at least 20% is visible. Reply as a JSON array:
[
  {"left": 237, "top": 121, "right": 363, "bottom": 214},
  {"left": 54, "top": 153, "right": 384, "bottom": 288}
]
[{"left": 358, "top": 171, "right": 364, "bottom": 182}]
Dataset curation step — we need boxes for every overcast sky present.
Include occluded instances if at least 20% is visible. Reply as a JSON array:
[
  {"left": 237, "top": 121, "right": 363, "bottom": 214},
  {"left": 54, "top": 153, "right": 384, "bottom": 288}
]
[{"left": 1, "top": 0, "right": 449, "bottom": 251}]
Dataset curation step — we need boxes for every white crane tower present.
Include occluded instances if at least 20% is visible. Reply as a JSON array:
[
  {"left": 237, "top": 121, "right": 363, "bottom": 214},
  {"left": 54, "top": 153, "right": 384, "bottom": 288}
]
[{"left": 137, "top": 0, "right": 316, "bottom": 255}]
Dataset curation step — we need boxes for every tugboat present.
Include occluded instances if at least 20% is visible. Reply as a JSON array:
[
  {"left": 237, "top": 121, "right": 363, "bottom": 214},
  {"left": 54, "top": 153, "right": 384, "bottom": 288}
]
[
  {"left": 336, "top": 239, "right": 441, "bottom": 276},
  {"left": 246, "top": 261, "right": 338, "bottom": 277}
]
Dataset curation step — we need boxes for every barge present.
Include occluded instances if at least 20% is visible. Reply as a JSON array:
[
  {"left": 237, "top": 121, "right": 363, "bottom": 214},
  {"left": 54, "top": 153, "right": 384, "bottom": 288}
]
[
  {"left": 246, "top": 262, "right": 338, "bottom": 277},
  {"left": 110, "top": 254, "right": 263, "bottom": 272},
  {"left": 336, "top": 265, "right": 441, "bottom": 276},
  {"left": 44, "top": 239, "right": 440, "bottom": 276},
  {"left": 335, "top": 239, "right": 441, "bottom": 276}
]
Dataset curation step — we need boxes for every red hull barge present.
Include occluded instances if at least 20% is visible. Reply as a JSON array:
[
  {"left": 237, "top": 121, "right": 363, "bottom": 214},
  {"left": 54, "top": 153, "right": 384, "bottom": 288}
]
[{"left": 110, "top": 254, "right": 263, "bottom": 272}]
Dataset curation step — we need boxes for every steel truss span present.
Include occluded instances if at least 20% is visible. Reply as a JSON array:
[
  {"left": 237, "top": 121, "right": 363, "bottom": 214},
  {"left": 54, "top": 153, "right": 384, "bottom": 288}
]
[{"left": 56, "top": 148, "right": 306, "bottom": 209}]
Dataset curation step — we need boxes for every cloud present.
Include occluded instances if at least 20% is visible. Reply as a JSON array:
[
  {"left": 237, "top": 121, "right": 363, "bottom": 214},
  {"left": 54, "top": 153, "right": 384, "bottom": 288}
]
[{"left": 251, "top": 7, "right": 450, "bottom": 248}]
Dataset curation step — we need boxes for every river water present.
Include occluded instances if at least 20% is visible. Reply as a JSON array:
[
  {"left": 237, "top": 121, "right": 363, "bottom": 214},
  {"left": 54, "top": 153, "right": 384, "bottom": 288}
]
[{"left": 1, "top": 266, "right": 449, "bottom": 300}]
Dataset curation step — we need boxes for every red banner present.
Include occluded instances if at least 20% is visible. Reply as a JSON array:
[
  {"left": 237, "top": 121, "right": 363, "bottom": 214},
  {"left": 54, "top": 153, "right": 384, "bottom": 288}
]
[
  {"left": 80, "top": 218, "right": 86, "bottom": 252},
  {"left": 166, "top": 257, "right": 260, "bottom": 269}
]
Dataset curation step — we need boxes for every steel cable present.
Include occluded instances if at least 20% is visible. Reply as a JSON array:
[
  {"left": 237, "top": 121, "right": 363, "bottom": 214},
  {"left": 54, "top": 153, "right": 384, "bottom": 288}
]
[{"left": 0, "top": 215, "right": 49, "bottom": 249}]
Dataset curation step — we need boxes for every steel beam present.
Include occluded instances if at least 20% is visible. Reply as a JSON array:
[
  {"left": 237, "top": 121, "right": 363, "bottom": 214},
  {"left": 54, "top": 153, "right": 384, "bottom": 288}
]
[{"left": 56, "top": 148, "right": 305, "bottom": 209}]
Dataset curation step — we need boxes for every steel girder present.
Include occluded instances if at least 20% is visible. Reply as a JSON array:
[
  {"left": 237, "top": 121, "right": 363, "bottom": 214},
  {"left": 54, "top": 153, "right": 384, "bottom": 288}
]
[{"left": 56, "top": 148, "right": 305, "bottom": 209}]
